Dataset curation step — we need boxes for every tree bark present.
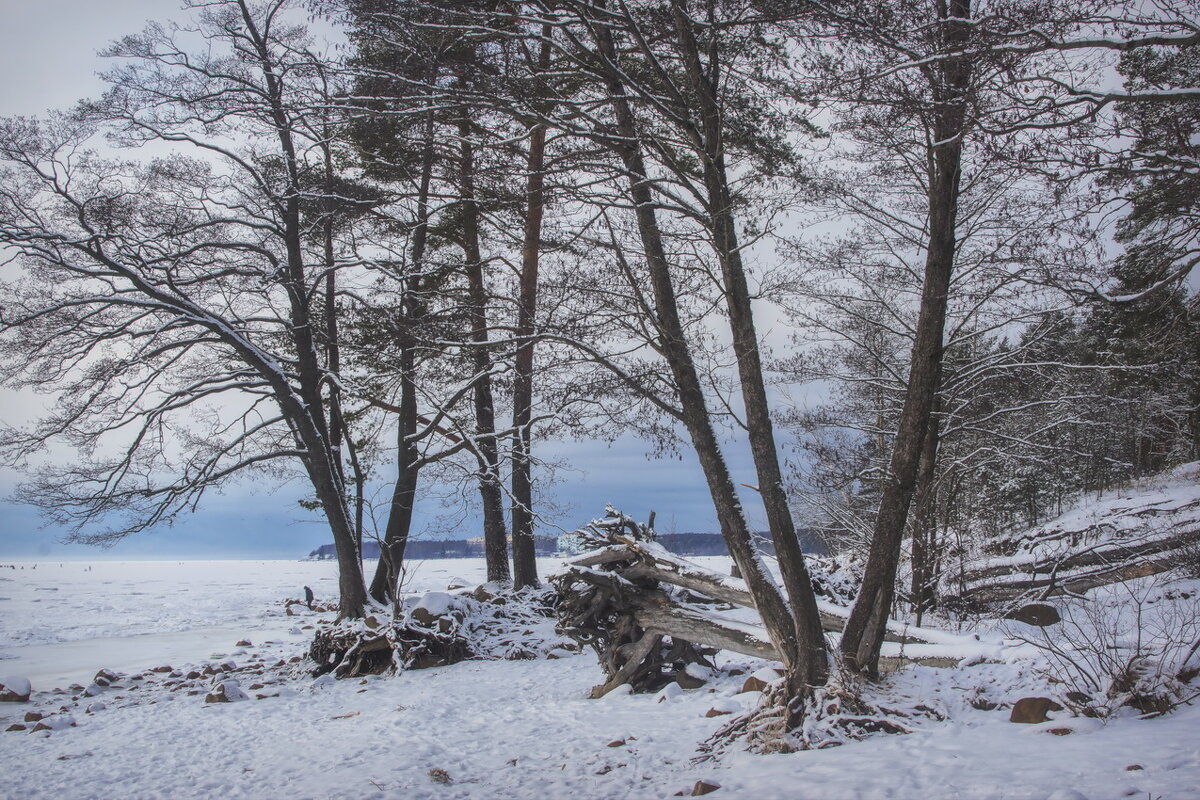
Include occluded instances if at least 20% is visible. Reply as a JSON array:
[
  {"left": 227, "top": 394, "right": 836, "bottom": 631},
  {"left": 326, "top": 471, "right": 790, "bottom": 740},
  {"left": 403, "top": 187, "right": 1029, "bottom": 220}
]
[
  {"left": 839, "top": 0, "right": 973, "bottom": 674},
  {"left": 511, "top": 29, "right": 554, "bottom": 589},
  {"left": 370, "top": 111, "right": 437, "bottom": 603},
  {"left": 459, "top": 110, "right": 511, "bottom": 584},
  {"left": 670, "top": 0, "right": 828, "bottom": 691},
  {"left": 239, "top": 1, "right": 366, "bottom": 618},
  {"left": 910, "top": 407, "right": 941, "bottom": 626},
  {"left": 589, "top": 11, "right": 803, "bottom": 677}
]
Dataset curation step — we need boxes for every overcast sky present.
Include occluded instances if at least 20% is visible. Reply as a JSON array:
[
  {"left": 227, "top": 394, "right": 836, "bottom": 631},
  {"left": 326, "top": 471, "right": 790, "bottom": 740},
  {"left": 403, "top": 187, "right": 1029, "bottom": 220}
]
[{"left": 0, "top": 1, "right": 785, "bottom": 560}]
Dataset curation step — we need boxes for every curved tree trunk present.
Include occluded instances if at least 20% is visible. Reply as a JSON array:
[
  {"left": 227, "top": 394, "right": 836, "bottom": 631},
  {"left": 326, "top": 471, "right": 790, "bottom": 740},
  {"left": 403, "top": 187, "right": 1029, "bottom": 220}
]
[
  {"left": 590, "top": 13, "right": 803, "bottom": 679},
  {"left": 369, "top": 110, "right": 436, "bottom": 603},
  {"left": 839, "top": 0, "right": 973, "bottom": 675},
  {"left": 670, "top": 0, "right": 829, "bottom": 693}
]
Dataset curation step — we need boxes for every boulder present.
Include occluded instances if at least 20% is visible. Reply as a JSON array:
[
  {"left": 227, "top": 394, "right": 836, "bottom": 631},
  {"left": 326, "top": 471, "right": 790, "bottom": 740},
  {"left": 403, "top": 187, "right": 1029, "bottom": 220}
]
[
  {"left": 6, "top": 724, "right": 26, "bottom": 732},
  {"left": 741, "top": 667, "right": 784, "bottom": 694},
  {"left": 24, "top": 711, "right": 44, "bottom": 722},
  {"left": 704, "top": 698, "right": 742, "bottom": 717},
  {"left": 31, "top": 714, "right": 76, "bottom": 732},
  {"left": 1004, "top": 604, "right": 1061, "bottom": 627},
  {"left": 0, "top": 676, "right": 32, "bottom": 703},
  {"left": 692, "top": 780, "right": 722, "bottom": 796},
  {"left": 92, "top": 669, "right": 119, "bottom": 688},
  {"left": 205, "top": 680, "right": 250, "bottom": 704},
  {"left": 675, "top": 671, "right": 707, "bottom": 690},
  {"left": 472, "top": 585, "right": 498, "bottom": 603},
  {"left": 1009, "top": 696, "right": 1063, "bottom": 723}
]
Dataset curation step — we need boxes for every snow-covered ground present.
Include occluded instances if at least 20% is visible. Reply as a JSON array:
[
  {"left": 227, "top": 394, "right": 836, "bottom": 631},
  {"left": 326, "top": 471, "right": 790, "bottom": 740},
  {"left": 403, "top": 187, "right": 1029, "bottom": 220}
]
[{"left": 2, "top": 557, "right": 1199, "bottom": 799}]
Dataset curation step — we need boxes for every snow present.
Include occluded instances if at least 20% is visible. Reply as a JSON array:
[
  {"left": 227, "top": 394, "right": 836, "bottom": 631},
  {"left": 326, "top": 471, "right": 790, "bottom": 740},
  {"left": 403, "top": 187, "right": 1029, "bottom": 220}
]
[
  {"left": 0, "top": 674, "right": 31, "bottom": 697},
  {"left": 1, "top": 557, "right": 1199, "bottom": 799}
]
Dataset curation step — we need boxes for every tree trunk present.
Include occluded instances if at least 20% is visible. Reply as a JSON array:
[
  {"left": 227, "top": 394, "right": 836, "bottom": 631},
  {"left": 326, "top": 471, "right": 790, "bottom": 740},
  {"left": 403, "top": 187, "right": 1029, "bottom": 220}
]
[
  {"left": 511, "top": 29, "right": 553, "bottom": 589},
  {"left": 590, "top": 13, "right": 803, "bottom": 677},
  {"left": 459, "top": 110, "right": 511, "bottom": 584},
  {"left": 670, "top": 0, "right": 828, "bottom": 692},
  {"left": 251, "top": 7, "right": 366, "bottom": 618},
  {"left": 910, "top": 407, "right": 941, "bottom": 627},
  {"left": 839, "top": 0, "right": 973, "bottom": 675},
  {"left": 369, "top": 111, "right": 437, "bottom": 603}
]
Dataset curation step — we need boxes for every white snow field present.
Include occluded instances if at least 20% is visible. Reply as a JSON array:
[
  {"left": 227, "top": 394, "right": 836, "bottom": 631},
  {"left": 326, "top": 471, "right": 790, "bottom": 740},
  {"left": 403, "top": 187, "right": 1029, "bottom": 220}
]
[{"left": 2, "top": 557, "right": 1199, "bottom": 800}]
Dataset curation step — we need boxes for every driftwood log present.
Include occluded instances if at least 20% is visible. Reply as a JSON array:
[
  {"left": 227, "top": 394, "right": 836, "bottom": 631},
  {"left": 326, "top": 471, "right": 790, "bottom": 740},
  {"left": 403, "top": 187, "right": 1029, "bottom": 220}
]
[
  {"left": 553, "top": 508, "right": 951, "bottom": 697},
  {"left": 954, "top": 499, "right": 1199, "bottom": 606}
]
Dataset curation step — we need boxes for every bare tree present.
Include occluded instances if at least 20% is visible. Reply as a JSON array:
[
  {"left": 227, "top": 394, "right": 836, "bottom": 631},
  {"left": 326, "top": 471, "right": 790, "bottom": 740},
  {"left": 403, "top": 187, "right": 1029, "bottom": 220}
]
[{"left": 0, "top": 0, "right": 372, "bottom": 617}]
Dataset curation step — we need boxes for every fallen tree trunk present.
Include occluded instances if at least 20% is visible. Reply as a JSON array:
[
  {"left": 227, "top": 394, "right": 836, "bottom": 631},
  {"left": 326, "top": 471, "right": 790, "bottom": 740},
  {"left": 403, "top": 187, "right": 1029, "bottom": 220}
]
[
  {"left": 955, "top": 516, "right": 1199, "bottom": 606},
  {"left": 553, "top": 508, "right": 956, "bottom": 696}
]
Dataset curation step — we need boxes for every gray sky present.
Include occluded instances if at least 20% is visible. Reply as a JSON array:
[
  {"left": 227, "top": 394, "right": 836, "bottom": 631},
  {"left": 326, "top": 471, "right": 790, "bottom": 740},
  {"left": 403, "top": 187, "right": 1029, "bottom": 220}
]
[{"left": 0, "top": 1, "right": 774, "bottom": 559}]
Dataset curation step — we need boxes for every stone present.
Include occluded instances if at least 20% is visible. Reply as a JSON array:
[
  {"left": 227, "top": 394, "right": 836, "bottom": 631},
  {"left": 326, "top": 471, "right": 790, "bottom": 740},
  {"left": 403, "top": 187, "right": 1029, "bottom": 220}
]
[
  {"left": 31, "top": 715, "right": 76, "bottom": 732},
  {"left": 204, "top": 680, "right": 249, "bottom": 704},
  {"left": 741, "top": 667, "right": 783, "bottom": 694},
  {"left": 1004, "top": 603, "right": 1061, "bottom": 627},
  {"left": 692, "top": 780, "right": 722, "bottom": 796},
  {"left": 1046, "top": 727, "right": 1073, "bottom": 736},
  {"left": 0, "top": 676, "right": 32, "bottom": 703},
  {"left": 704, "top": 707, "right": 733, "bottom": 718},
  {"left": 1126, "top": 765, "right": 1144, "bottom": 771},
  {"left": 675, "top": 671, "right": 707, "bottom": 690},
  {"left": 93, "top": 669, "right": 119, "bottom": 688},
  {"left": 83, "top": 683, "right": 105, "bottom": 697},
  {"left": 186, "top": 671, "right": 202, "bottom": 680},
  {"left": 472, "top": 585, "right": 497, "bottom": 603},
  {"left": 1009, "top": 697, "right": 1064, "bottom": 723},
  {"left": 150, "top": 665, "right": 173, "bottom": 673},
  {"left": 607, "top": 739, "right": 627, "bottom": 748},
  {"left": 23, "top": 711, "right": 44, "bottom": 723},
  {"left": 6, "top": 724, "right": 26, "bottom": 732},
  {"left": 236, "top": 640, "right": 252, "bottom": 648}
]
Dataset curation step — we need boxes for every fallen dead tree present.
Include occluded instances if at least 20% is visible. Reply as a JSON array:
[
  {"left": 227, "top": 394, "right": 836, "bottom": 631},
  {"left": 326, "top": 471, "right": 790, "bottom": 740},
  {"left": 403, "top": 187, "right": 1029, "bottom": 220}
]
[
  {"left": 953, "top": 492, "right": 1200, "bottom": 607},
  {"left": 552, "top": 508, "right": 958, "bottom": 697}
]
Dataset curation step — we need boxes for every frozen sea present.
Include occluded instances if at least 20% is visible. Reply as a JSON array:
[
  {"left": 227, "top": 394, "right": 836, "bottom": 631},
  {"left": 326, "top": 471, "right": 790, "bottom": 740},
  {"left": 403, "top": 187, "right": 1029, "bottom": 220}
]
[{"left": 0, "top": 556, "right": 581, "bottom": 690}]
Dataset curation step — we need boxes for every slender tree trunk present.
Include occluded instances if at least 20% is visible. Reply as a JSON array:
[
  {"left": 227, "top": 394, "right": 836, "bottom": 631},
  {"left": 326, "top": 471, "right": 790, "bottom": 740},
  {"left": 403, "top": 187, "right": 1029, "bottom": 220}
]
[
  {"left": 511, "top": 30, "right": 553, "bottom": 589},
  {"left": 233, "top": 1, "right": 368, "bottom": 617},
  {"left": 839, "top": 0, "right": 972, "bottom": 674},
  {"left": 670, "top": 0, "right": 829, "bottom": 692},
  {"left": 591, "top": 14, "right": 803, "bottom": 679},
  {"left": 910, "top": 408, "right": 940, "bottom": 627},
  {"left": 370, "top": 112, "right": 437, "bottom": 603},
  {"left": 459, "top": 110, "right": 511, "bottom": 584}
]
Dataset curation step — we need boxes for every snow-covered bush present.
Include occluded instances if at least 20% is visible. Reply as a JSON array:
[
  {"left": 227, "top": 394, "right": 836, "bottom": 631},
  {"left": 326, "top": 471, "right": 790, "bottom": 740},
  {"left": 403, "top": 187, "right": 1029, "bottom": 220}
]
[{"left": 1012, "top": 579, "right": 1200, "bottom": 718}]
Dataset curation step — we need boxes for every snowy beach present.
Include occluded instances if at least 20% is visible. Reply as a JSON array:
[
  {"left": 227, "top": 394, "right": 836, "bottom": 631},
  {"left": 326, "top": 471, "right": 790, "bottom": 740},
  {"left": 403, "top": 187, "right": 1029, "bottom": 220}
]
[{"left": 2, "top": 558, "right": 1199, "bottom": 800}]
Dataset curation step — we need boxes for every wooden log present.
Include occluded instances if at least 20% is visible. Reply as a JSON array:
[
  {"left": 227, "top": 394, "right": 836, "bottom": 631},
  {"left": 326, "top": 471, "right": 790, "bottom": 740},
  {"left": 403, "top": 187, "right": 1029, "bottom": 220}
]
[
  {"left": 631, "top": 593, "right": 778, "bottom": 660},
  {"left": 961, "top": 528, "right": 1196, "bottom": 587}
]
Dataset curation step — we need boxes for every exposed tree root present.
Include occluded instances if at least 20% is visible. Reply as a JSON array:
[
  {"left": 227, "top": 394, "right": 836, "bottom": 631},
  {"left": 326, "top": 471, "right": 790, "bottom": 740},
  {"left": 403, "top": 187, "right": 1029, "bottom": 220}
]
[{"left": 309, "top": 586, "right": 565, "bottom": 679}]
